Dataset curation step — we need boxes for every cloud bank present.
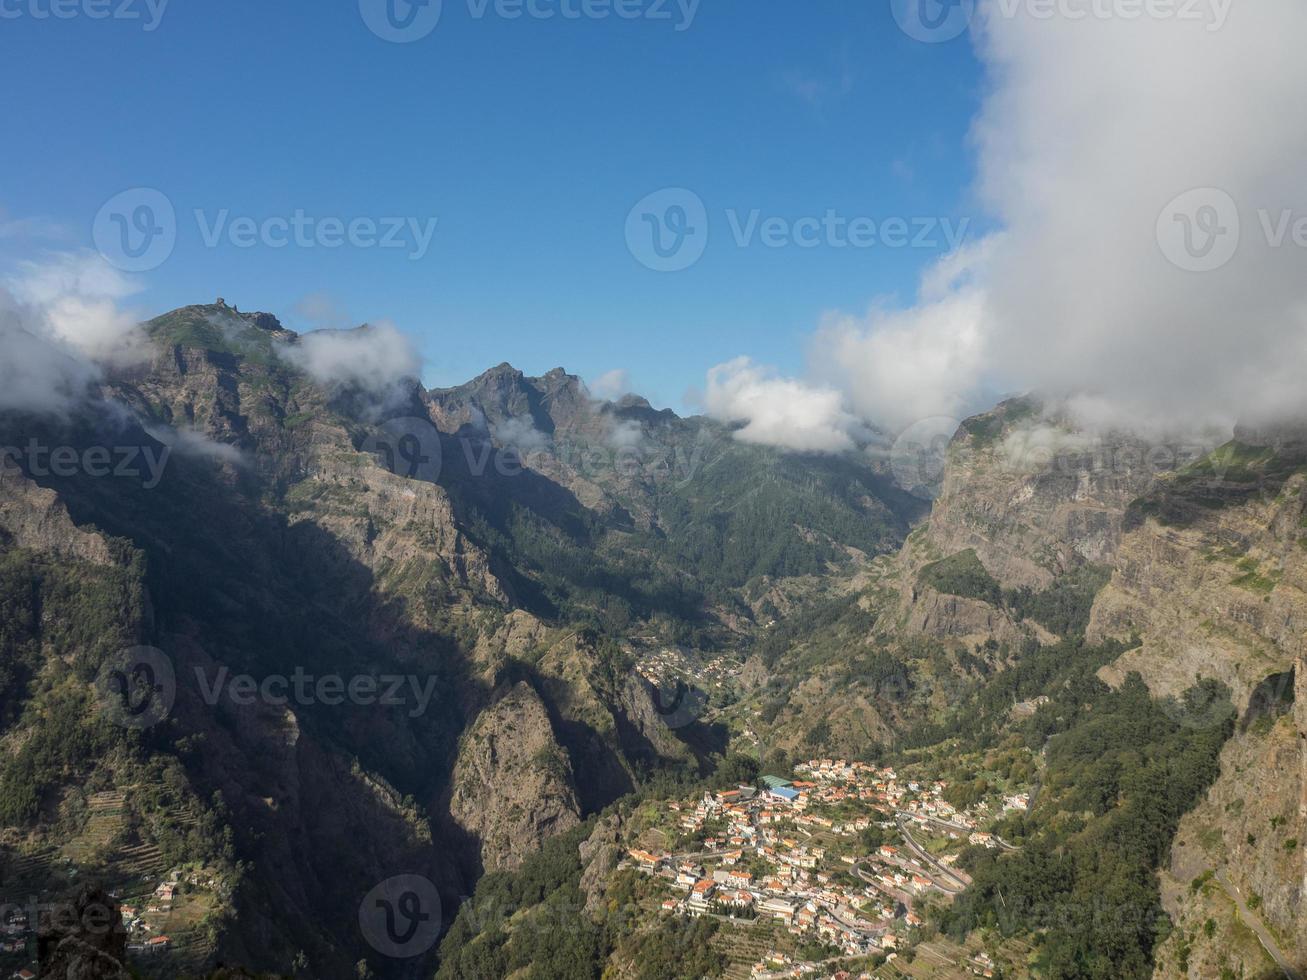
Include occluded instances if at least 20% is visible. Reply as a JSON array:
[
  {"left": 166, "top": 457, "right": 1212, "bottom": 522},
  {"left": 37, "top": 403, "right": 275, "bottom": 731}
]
[
  {"left": 588, "top": 368, "right": 632, "bottom": 402},
  {"left": 707, "top": 0, "right": 1307, "bottom": 448},
  {"left": 703, "top": 357, "right": 866, "bottom": 453},
  {"left": 0, "top": 251, "right": 146, "bottom": 415},
  {"left": 278, "top": 321, "right": 421, "bottom": 394}
]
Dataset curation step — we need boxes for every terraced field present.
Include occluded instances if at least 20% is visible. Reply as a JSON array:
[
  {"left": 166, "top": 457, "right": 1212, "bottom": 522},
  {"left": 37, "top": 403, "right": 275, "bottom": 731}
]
[
  {"left": 713, "top": 919, "right": 799, "bottom": 980},
  {"left": 1, "top": 789, "right": 223, "bottom": 979},
  {"left": 61, "top": 791, "right": 128, "bottom": 866}
]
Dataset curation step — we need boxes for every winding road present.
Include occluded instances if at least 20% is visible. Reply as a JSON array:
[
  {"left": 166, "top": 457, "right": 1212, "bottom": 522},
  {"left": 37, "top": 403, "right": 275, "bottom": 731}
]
[
  {"left": 1214, "top": 870, "right": 1302, "bottom": 980},
  {"left": 893, "top": 815, "right": 969, "bottom": 892}
]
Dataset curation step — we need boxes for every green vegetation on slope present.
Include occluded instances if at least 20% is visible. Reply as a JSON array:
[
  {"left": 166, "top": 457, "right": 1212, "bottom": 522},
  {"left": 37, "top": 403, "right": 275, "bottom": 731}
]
[
  {"left": 919, "top": 549, "right": 1003, "bottom": 606},
  {"left": 918, "top": 551, "right": 1111, "bottom": 639},
  {"left": 931, "top": 645, "right": 1234, "bottom": 979},
  {"left": 435, "top": 817, "right": 726, "bottom": 980},
  {"left": 1127, "top": 440, "right": 1307, "bottom": 528},
  {"left": 0, "top": 545, "right": 145, "bottom": 824}
]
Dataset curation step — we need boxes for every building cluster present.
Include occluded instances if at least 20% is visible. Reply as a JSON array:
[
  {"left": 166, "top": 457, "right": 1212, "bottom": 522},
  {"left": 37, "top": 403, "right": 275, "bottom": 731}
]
[
  {"left": 626, "top": 757, "right": 1004, "bottom": 962},
  {"left": 120, "top": 869, "right": 196, "bottom": 955},
  {"left": 633, "top": 648, "right": 741, "bottom": 698}
]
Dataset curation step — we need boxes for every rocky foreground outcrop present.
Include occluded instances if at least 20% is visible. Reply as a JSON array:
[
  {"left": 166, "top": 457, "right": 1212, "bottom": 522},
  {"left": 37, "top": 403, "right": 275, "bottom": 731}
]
[
  {"left": 0, "top": 468, "right": 114, "bottom": 564},
  {"left": 37, "top": 885, "right": 131, "bottom": 980}
]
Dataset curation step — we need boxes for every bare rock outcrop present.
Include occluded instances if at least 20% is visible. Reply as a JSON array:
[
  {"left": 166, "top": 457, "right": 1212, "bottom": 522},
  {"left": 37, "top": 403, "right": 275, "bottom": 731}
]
[
  {"left": 36, "top": 885, "right": 131, "bottom": 980},
  {"left": 0, "top": 470, "right": 113, "bottom": 564},
  {"left": 577, "top": 812, "right": 623, "bottom": 916},
  {"left": 449, "top": 682, "right": 582, "bottom": 872},
  {"left": 921, "top": 400, "right": 1180, "bottom": 592},
  {"left": 1091, "top": 469, "right": 1306, "bottom": 712}
]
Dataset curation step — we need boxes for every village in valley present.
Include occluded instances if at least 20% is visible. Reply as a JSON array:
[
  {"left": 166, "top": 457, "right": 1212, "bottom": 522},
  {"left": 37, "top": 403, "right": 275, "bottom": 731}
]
[{"left": 623, "top": 758, "right": 1030, "bottom": 979}]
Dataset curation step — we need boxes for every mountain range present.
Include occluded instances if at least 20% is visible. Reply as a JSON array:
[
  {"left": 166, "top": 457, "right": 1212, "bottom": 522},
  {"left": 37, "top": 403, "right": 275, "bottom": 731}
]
[{"left": 1, "top": 302, "right": 1303, "bottom": 980}]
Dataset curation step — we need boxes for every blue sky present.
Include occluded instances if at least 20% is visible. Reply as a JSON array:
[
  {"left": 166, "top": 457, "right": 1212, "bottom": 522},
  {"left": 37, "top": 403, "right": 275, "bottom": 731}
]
[{"left": 1, "top": 0, "right": 984, "bottom": 411}]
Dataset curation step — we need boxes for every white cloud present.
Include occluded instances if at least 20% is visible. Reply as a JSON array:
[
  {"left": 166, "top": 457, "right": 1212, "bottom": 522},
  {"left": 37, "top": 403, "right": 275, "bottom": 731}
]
[
  {"left": 293, "top": 291, "right": 352, "bottom": 330},
  {"left": 716, "top": 1, "right": 1307, "bottom": 447},
  {"left": 0, "top": 251, "right": 147, "bottom": 415},
  {"left": 808, "top": 241, "right": 994, "bottom": 433},
  {"left": 278, "top": 320, "right": 420, "bottom": 394},
  {"left": 966, "top": 0, "right": 1307, "bottom": 433},
  {"left": 588, "top": 368, "right": 632, "bottom": 402},
  {"left": 6, "top": 251, "right": 146, "bottom": 367},
  {"left": 143, "top": 423, "right": 247, "bottom": 466},
  {"left": 607, "top": 418, "right": 644, "bottom": 450},
  {"left": 997, "top": 423, "right": 1097, "bottom": 476},
  {"left": 493, "top": 415, "right": 552, "bottom": 453},
  {"left": 702, "top": 357, "right": 865, "bottom": 453}
]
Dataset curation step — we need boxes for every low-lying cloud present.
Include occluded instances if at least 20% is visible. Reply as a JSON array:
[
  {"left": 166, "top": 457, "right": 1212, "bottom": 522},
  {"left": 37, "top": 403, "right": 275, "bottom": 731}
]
[
  {"left": 0, "top": 251, "right": 146, "bottom": 415},
  {"left": 277, "top": 321, "right": 421, "bottom": 394},
  {"left": 707, "top": 0, "right": 1307, "bottom": 450},
  {"left": 703, "top": 357, "right": 867, "bottom": 453},
  {"left": 588, "top": 368, "right": 632, "bottom": 402},
  {"left": 492, "top": 415, "right": 552, "bottom": 453}
]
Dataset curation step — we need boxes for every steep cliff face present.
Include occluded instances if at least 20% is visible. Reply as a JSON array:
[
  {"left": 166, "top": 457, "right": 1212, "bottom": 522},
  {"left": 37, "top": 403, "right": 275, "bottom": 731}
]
[
  {"left": 920, "top": 399, "right": 1183, "bottom": 591},
  {"left": 1091, "top": 448, "right": 1307, "bottom": 710},
  {"left": 1096, "top": 442, "right": 1307, "bottom": 978},
  {"left": 1152, "top": 688, "right": 1305, "bottom": 979},
  {"left": 448, "top": 682, "right": 582, "bottom": 873},
  {"left": 0, "top": 305, "right": 681, "bottom": 978},
  {"left": 895, "top": 406, "right": 1307, "bottom": 978},
  {"left": 0, "top": 467, "right": 115, "bottom": 564},
  {"left": 881, "top": 401, "right": 1202, "bottom": 653}
]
